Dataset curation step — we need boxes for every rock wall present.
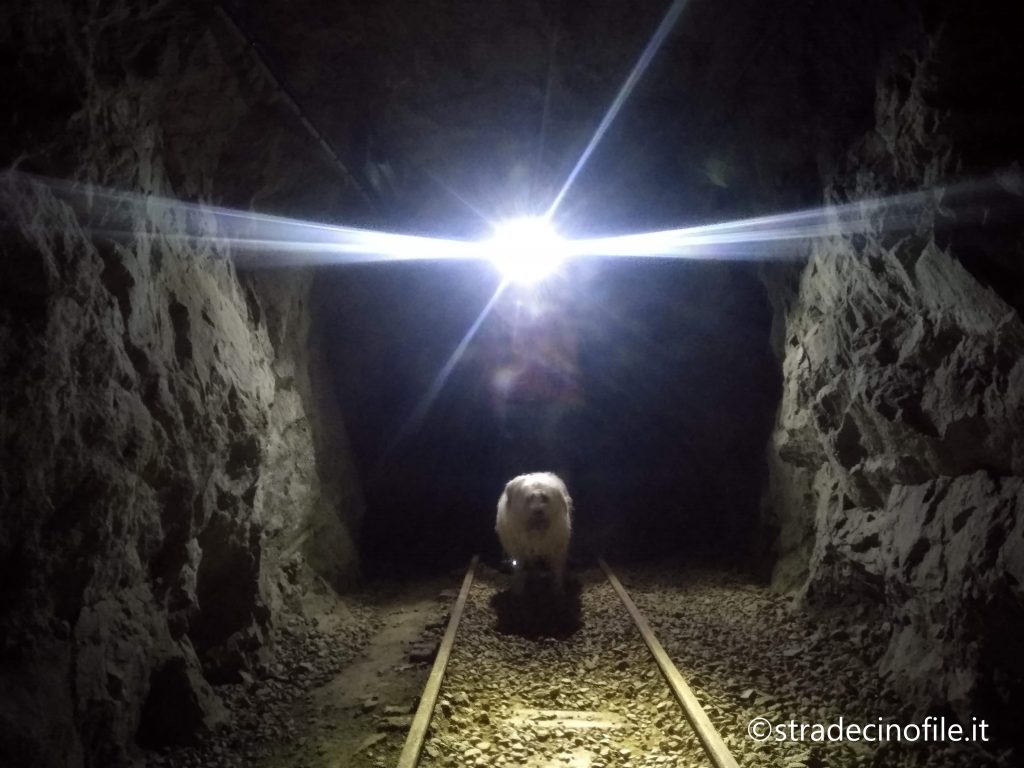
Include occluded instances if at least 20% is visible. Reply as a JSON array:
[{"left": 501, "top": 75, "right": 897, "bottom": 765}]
[
  {"left": 250, "top": 270, "right": 364, "bottom": 604},
  {"left": 763, "top": 0, "right": 1024, "bottom": 733},
  {"left": 0, "top": 2, "right": 365, "bottom": 765}
]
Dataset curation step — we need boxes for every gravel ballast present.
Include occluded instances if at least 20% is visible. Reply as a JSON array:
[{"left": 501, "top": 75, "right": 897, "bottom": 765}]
[
  {"left": 150, "top": 563, "right": 1009, "bottom": 768},
  {"left": 421, "top": 567, "right": 707, "bottom": 768},
  {"left": 420, "top": 564, "right": 1006, "bottom": 768},
  {"left": 618, "top": 566, "right": 1004, "bottom": 768}
]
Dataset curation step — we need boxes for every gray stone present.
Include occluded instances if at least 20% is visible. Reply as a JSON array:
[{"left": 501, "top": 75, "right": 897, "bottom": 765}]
[
  {"left": 761, "top": 5, "right": 1024, "bottom": 740},
  {"left": 0, "top": 4, "right": 366, "bottom": 760}
]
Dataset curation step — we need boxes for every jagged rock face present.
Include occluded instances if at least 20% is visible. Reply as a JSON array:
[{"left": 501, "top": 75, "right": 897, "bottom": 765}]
[
  {"left": 250, "top": 271, "right": 364, "bottom": 601},
  {"left": 763, "top": 0, "right": 1024, "bottom": 733},
  {"left": 0, "top": 2, "right": 364, "bottom": 765}
]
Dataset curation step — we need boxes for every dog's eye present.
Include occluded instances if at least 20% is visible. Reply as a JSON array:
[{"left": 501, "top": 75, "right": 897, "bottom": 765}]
[{"left": 538, "top": 492, "right": 549, "bottom": 502}]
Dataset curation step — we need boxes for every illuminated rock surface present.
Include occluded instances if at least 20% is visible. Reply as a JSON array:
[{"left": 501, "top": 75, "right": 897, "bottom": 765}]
[
  {"left": 763, "top": 2, "right": 1024, "bottom": 740},
  {"left": 1, "top": 3, "right": 365, "bottom": 763}
]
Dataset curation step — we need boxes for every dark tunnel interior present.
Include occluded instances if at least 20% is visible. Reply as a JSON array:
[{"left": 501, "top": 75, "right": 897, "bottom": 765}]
[
  {"left": 321, "top": 257, "right": 779, "bottom": 576},
  {"left": 2, "top": 0, "right": 1024, "bottom": 766}
]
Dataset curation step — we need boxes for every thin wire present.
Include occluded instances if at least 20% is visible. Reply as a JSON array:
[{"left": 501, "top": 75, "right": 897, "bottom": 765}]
[
  {"left": 213, "top": 2, "right": 379, "bottom": 214},
  {"left": 532, "top": 13, "right": 561, "bottom": 210}
]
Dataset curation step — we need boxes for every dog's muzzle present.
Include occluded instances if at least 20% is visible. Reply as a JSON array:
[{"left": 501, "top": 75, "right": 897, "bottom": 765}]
[{"left": 526, "top": 508, "right": 550, "bottom": 531}]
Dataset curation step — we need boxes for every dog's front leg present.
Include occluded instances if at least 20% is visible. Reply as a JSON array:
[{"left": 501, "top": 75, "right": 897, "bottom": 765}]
[
  {"left": 511, "top": 561, "right": 526, "bottom": 595},
  {"left": 550, "top": 557, "right": 566, "bottom": 594}
]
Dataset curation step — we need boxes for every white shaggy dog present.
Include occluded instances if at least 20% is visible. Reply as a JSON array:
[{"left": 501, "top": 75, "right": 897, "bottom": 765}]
[{"left": 495, "top": 472, "right": 573, "bottom": 592}]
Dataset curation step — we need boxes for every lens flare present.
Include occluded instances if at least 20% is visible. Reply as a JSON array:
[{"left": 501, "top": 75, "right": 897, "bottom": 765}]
[
  {"left": 7, "top": 170, "right": 1011, "bottom": 273},
  {"left": 485, "top": 216, "right": 567, "bottom": 285},
  {"left": 5, "top": 168, "right": 1017, "bottom": 453},
  {"left": 546, "top": 0, "right": 690, "bottom": 218},
  {"left": 384, "top": 279, "right": 509, "bottom": 459}
]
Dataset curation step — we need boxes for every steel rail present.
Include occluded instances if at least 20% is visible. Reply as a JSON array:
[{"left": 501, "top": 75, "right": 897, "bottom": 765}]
[
  {"left": 599, "top": 558, "right": 741, "bottom": 768},
  {"left": 396, "top": 555, "right": 479, "bottom": 768}
]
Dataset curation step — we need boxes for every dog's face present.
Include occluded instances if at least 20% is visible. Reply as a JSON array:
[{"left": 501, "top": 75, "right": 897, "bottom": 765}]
[
  {"left": 505, "top": 473, "right": 570, "bottom": 532},
  {"left": 524, "top": 486, "right": 554, "bottom": 531},
  {"left": 496, "top": 473, "right": 573, "bottom": 581}
]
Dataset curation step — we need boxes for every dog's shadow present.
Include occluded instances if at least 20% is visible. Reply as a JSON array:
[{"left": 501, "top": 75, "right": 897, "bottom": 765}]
[{"left": 490, "top": 574, "right": 583, "bottom": 639}]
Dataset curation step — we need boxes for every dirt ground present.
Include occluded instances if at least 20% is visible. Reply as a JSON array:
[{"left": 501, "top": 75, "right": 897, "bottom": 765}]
[
  {"left": 157, "top": 562, "right": 1008, "bottom": 768},
  {"left": 155, "top": 571, "right": 460, "bottom": 768}
]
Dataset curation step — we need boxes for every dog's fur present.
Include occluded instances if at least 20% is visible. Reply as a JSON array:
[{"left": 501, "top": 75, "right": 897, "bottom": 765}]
[{"left": 495, "top": 472, "right": 573, "bottom": 591}]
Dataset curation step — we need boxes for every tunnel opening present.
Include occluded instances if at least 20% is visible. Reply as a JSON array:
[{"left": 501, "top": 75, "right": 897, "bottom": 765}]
[{"left": 318, "top": 254, "right": 780, "bottom": 578}]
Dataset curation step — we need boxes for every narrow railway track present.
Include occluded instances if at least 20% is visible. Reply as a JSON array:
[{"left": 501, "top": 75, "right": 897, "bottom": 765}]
[{"left": 397, "top": 557, "right": 741, "bottom": 768}]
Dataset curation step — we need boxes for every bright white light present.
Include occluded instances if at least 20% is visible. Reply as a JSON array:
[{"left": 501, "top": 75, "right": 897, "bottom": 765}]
[
  {"left": 485, "top": 217, "right": 566, "bottom": 285},
  {"left": 8, "top": 169, "right": 976, "bottom": 272}
]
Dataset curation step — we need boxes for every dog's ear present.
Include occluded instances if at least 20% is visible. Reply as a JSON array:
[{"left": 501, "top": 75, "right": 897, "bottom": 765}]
[
  {"left": 547, "top": 474, "right": 573, "bottom": 516},
  {"left": 497, "top": 476, "right": 519, "bottom": 518},
  {"left": 504, "top": 475, "right": 526, "bottom": 502}
]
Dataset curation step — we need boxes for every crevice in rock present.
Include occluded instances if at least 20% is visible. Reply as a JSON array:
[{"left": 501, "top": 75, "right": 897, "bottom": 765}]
[{"left": 167, "top": 297, "right": 192, "bottom": 368}]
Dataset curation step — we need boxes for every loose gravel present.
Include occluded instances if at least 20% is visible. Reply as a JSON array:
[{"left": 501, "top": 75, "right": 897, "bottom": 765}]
[
  {"left": 620, "top": 566, "right": 1005, "bottom": 768},
  {"left": 153, "top": 606, "right": 379, "bottom": 768},
  {"left": 420, "top": 566, "right": 707, "bottom": 768},
  {"left": 148, "top": 563, "right": 1010, "bottom": 768}
]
